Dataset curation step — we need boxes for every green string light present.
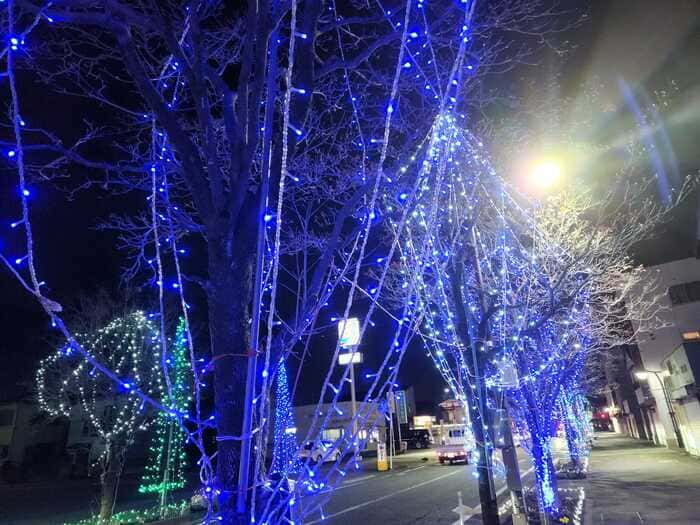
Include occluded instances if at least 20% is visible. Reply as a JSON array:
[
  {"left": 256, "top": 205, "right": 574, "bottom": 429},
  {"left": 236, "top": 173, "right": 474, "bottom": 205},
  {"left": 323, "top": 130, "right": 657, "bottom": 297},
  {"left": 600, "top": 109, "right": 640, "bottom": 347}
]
[{"left": 138, "top": 318, "right": 192, "bottom": 502}]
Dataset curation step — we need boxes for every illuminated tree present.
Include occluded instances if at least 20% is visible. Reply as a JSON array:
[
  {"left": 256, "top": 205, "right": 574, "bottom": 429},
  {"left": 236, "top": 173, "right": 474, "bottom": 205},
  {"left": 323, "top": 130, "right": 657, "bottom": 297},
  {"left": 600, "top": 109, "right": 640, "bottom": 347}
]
[
  {"left": 139, "top": 317, "right": 193, "bottom": 513},
  {"left": 384, "top": 111, "right": 690, "bottom": 520},
  {"left": 36, "top": 311, "right": 163, "bottom": 522},
  {"left": 270, "top": 357, "right": 299, "bottom": 476},
  {"left": 4, "top": 1, "right": 582, "bottom": 523}
]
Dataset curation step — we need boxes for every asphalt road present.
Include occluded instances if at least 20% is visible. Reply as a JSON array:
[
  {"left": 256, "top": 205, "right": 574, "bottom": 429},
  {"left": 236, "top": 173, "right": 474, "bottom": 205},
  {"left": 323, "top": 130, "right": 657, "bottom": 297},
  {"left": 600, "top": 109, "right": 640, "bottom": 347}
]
[
  {"left": 0, "top": 449, "right": 535, "bottom": 525},
  {"left": 300, "top": 449, "right": 535, "bottom": 525}
]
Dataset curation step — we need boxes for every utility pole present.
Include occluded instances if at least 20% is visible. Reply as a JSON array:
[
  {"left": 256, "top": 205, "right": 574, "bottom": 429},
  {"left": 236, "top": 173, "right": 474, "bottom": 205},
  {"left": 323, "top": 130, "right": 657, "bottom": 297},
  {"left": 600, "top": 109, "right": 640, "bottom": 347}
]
[
  {"left": 388, "top": 391, "right": 395, "bottom": 470},
  {"left": 498, "top": 405, "right": 526, "bottom": 524},
  {"left": 636, "top": 369, "right": 684, "bottom": 449}
]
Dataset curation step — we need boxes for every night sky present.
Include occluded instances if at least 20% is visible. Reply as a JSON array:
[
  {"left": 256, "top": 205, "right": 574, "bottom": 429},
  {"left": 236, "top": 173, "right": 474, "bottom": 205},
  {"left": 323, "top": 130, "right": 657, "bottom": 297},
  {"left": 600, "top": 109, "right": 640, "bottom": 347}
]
[{"left": 2, "top": 0, "right": 699, "bottom": 407}]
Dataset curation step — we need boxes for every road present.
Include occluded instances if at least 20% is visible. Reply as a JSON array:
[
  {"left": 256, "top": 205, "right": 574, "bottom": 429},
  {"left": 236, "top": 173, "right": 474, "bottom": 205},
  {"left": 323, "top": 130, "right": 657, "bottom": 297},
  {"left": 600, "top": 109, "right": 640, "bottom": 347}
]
[
  {"left": 0, "top": 449, "right": 535, "bottom": 524},
  {"left": 300, "top": 448, "right": 535, "bottom": 524}
]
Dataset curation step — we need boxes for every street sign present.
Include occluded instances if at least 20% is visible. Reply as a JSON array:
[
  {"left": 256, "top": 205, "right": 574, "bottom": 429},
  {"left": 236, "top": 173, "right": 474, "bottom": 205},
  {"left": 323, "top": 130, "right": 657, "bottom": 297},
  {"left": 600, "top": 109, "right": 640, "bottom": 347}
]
[
  {"left": 338, "top": 317, "right": 360, "bottom": 347},
  {"left": 395, "top": 390, "right": 408, "bottom": 425},
  {"left": 494, "top": 360, "right": 519, "bottom": 388},
  {"left": 338, "top": 352, "right": 363, "bottom": 365}
]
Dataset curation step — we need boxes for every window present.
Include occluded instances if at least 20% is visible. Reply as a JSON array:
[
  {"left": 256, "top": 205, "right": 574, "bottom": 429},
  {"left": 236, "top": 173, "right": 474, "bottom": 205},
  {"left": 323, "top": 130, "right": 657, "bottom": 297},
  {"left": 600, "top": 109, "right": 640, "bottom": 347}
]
[
  {"left": 0, "top": 409, "right": 15, "bottom": 427},
  {"left": 358, "top": 429, "right": 379, "bottom": 442},
  {"left": 682, "top": 331, "right": 700, "bottom": 341},
  {"left": 668, "top": 281, "right": 700, "bottom": 306},
  {"left": 322, "top": 428, "right": 343, "bottom": 441},
  {"left": 449, "top": 429, "right": 464, "bottom": 438},
  {"left": 81, "top": 419, "right": 91, "bottom": 437}
]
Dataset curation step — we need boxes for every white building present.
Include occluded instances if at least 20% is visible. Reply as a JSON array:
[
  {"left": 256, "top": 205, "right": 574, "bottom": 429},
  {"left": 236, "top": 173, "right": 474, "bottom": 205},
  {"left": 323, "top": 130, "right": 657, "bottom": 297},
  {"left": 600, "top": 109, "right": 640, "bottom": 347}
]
[
  {"left": 627, "top": 258, "right": 700, "bottom": 455},
  {"left": 293, "top": 401, "right": 388, "bottom": 453}
]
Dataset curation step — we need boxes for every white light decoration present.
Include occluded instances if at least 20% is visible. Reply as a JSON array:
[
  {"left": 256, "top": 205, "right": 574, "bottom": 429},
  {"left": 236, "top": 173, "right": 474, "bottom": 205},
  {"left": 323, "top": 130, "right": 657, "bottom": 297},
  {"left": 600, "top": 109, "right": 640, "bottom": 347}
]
[{"left": 36, "top": 311, "right": 163, "bottom": 466}]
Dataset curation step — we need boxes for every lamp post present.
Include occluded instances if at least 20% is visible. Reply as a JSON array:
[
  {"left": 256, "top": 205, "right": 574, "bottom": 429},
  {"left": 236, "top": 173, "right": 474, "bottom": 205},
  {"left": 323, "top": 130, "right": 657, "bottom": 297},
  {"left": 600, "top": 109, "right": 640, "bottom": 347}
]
[
  {"left": 634, "top": 369, "right": 684, "bottom": 449},
  {"left": 338, "top": 318, "right": 362, "bottom": 454}
]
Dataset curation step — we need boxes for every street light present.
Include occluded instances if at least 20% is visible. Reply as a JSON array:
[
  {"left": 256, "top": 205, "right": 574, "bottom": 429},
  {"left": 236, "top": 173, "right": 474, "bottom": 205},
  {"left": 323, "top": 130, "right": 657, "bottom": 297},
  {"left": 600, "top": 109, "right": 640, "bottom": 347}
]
[
  {"left": 634, "top": 368, "right": 683, "bottom": 448},
  {"left": 528, "top": 159, "right": 562, "bottom": 190}
]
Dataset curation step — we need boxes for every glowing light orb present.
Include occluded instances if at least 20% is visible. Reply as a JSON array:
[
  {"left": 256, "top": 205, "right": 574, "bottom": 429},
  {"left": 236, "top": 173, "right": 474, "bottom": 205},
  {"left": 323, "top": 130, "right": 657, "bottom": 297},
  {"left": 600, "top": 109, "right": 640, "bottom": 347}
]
[{"left": 529, "top": 160, "right": 561, "bottom": 189}]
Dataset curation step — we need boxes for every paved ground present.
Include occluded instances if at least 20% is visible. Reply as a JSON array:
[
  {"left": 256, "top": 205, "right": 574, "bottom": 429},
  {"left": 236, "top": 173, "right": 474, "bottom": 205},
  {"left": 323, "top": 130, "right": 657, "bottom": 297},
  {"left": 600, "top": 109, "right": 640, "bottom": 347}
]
[
  {"left": 585, "top": 432, "right": 700, "bottom": 525},
  {"left": 0, "top": 449, "right": 535, "bottom": 525},
  {"left": 8, "top": 434, "right": 698, "bottom": 525},
  {"left": 300, "top": 449, "right": 535, "bottom": 524}
]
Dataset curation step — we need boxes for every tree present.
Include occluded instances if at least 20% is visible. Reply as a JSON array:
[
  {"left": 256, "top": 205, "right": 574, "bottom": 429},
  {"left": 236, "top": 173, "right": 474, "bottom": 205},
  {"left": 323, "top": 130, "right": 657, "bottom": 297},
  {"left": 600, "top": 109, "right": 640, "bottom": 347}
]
[
  {"left": 384, "top": 106, "right": 691, "bottom": 519},
  {"left": 270, "top": 357, "right": 299, "bottom": 476},
  {"left": 3, "top": 1, "right": 582, "bottom": 522},
  {"left": 139, "top": 317, "right": 193, "bottom": 515},
  {"left": 36, "top": 311, "right": 162, "bottom": 522}
]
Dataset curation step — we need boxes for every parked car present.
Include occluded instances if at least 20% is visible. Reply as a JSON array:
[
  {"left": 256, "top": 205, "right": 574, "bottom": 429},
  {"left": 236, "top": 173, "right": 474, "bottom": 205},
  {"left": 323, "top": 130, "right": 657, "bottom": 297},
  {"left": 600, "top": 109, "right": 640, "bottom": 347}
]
[
  {"left": 299, "top": 440, "right": 342, "bottom": 463},
  {"left": 405, "top": 429, "right": 432, "bottom": 449}
]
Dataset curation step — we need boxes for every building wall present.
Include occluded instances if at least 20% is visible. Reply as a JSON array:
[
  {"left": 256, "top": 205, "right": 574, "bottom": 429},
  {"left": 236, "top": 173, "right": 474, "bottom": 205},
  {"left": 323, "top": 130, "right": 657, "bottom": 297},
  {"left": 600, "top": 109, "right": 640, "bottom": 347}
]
[
  {"left": 0, "top": 401, "right": 68, "bottom": 474},
  {"left": 630, "top": 258, "right": 700, "bottom": 453},
  {"left": 293, "top": 401, "right": 388, "bottom": 452}
]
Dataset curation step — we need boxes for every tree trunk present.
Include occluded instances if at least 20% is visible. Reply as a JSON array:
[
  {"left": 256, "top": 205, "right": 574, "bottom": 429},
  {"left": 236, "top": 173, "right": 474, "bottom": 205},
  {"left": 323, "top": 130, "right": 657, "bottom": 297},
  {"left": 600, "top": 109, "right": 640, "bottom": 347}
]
[
  {"left": 208, "top": 215, "right": 257, "bottom": 524},
  {"left": 531, "top": 436, "right": 561, "bottom": 520},
  {"left": 99, "top": 441, "right": 125, "bottom": 523},
  {"left": 563, "top": 413, "right": 581, "bottom": 468},
  {"left": 463, "top": 382, "right": 500, "bottom": 525},
  {"left": 448, "top": 261, "right": 500, "bottom": 525}
]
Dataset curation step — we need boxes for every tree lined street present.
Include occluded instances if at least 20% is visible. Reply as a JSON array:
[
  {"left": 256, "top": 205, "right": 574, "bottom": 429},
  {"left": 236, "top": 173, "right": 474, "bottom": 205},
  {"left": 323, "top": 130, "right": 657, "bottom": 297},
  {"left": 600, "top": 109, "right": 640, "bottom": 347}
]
[{"left": 1, "top": 0, "right": 699, "bottom": 523}]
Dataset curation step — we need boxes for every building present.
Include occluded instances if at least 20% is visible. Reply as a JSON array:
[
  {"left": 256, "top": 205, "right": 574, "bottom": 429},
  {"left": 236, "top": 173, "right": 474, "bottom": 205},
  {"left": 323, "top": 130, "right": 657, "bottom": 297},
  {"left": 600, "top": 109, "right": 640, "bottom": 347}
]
[
  {"left": 608, "top": 258, "right": 700, "bottom": 456},
  {"left": 293, "top": 401, "right": 388, "bottom": 453},
  {"left": 0, "top": 399, "right": 68, "bottom": 480},
  {"left": 292, "top": 389, "right": 417, "bottom": 453}
]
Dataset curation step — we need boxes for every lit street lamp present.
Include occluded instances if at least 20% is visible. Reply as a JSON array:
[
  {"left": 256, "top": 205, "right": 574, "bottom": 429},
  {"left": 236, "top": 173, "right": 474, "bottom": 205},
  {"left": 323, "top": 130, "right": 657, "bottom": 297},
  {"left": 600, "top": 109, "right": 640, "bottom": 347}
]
[
  {"left": 528, "top": 159, "right": 562, "bottom": 191},
  {"left": 634, "top": 368, "right": 684, "bottom": 448}
]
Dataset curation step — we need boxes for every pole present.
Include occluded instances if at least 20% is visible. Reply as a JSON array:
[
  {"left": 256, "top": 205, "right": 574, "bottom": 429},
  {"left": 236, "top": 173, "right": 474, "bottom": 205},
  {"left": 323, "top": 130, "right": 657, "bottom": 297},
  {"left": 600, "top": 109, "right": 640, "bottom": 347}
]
[
  {"left": 236, "top": 32, "right": 280, "bottom": 516},
  {"left": 500, "top": 411, "right": 526, "bottom": 524},
  {"left": 388, "top": 391, "right": 395, "bottom": 470},
  {"left": 350, "top": 347, "right": 359, "bottom": 451},
  {"left": 653, "top": 371, "right": 684, "bottom": 449},
  {"left": 394, "top": 391, "right": 403, "bottom": 454}
]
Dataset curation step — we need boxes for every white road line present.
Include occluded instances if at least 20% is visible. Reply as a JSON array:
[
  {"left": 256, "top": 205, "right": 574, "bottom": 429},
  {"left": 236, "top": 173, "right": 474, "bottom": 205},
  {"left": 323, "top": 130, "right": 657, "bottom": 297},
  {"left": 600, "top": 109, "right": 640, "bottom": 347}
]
[
  {"left": 397, "top": 465, "right": 428, "bottom": 476},
  {"left": 342, "top": 474, "right": 376, "bottom": 485},
  {"left": 306, "top": 469, "right": 462, "bottom": 524},
  {"left": 325, "top": 474, "right": 378, "bottom": 493},
  {"left": 460, "top": 466, "right": 535, "bottom": 522}
]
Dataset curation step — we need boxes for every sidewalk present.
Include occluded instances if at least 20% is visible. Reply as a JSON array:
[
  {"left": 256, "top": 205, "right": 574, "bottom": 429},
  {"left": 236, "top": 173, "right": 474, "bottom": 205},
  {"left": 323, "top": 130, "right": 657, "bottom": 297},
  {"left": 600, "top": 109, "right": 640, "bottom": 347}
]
[{"left": 584, "top": 432, "right": 700, "bottom": 524}]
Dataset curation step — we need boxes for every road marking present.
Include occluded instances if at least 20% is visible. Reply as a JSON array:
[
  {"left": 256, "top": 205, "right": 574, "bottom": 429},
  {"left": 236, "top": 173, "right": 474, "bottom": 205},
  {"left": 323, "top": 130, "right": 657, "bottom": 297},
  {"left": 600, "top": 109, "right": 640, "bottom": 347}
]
[
  {"left": 397, "top": 465, "right": 428, "bottom": 476},
  {"left": 323, "top": 474, "right": 378, "bottom": 493},
  {"left": 306, "top": 469, "right": 462, "bottom": 524},
  {"left": 458, "top": 466, "right": 535, "bottom": 523},
  {"left": 636, "top": 511, "right": 644, "bottom": 523},
  {"left": 342, "top": 474, "right": 376, "bottom": 485}
]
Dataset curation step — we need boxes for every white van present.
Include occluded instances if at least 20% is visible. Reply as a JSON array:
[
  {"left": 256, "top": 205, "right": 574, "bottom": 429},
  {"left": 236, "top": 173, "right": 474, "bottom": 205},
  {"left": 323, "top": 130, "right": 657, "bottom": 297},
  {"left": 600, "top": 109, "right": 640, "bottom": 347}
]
[{"left": 435, "top": 424, "right": 475, "bottom": 465}]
